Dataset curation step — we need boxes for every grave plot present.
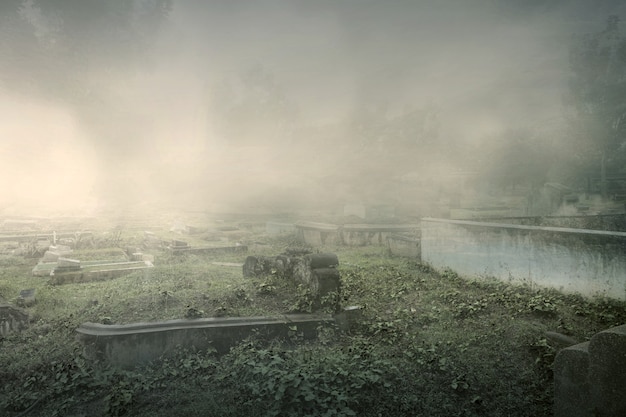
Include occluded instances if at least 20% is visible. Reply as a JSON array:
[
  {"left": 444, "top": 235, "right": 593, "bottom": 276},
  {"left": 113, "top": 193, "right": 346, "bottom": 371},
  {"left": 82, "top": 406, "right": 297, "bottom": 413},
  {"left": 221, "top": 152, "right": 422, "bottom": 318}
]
[
  {"left": 76, "top": 314, "right": 337, "bottom": 368},
  {"left": 31, "top": 246, "right": 153, "bottom": 285}
]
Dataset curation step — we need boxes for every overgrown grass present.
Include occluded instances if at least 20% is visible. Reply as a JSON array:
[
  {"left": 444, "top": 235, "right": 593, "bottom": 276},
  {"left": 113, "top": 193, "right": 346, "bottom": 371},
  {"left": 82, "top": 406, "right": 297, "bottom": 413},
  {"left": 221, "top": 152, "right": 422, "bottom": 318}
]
[{"left": 1, "top": 227, "right": 625, "bottom": 416}]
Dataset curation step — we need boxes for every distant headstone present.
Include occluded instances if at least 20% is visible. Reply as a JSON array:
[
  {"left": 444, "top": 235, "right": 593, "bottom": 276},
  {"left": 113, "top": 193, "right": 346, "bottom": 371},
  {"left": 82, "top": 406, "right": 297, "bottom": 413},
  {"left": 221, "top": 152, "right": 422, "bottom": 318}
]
[
  {"left": 0, "top": 304, "right": 30, "bottom": 337},
  {"left": 57, "top": 257, "right": 81, "bottom": 270},
  {"left": 17, "top": 288, "right": 36, "bottom": 307},
  {"left": 42, "top": 251, "right": 60, "bottom": 262}
]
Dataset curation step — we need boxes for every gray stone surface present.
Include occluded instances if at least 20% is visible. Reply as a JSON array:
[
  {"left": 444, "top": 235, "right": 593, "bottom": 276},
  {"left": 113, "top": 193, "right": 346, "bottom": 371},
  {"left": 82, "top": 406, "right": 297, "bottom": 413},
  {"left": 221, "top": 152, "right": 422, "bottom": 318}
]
[
  {"left": 588, "top": 324, "right": 626, "bottom": 417},
  {"left": 554, "top": 324, "right": 626, "bottom": 417},
  {"left": 554, "top": 342, "right": 591, "bottom": 417},
  {"left": 76, "top": 314, "right": 335, "bottom": 368},
  {"left": 57, "top": 257, "right": 81, "bottom": 269},
  {"left": 17, "top": 288, "right": 36, "bottom": 307},
  {"left": 0, "top": 304, "right": 30, "bottom": 337}
]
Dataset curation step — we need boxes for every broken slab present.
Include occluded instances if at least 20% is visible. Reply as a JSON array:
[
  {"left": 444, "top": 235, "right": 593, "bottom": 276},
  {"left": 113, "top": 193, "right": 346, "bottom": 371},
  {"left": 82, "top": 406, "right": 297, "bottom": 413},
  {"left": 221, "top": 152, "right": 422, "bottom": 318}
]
[{"left": 76, "top": 314, "right": 335, "bottom": 368}]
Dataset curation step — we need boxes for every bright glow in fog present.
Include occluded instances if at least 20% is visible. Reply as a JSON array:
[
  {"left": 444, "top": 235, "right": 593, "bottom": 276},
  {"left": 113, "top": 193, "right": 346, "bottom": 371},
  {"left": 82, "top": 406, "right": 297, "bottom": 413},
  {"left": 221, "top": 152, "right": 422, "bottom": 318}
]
[{"left": 0, "top": 96, "right": 98, "bottom": 215}]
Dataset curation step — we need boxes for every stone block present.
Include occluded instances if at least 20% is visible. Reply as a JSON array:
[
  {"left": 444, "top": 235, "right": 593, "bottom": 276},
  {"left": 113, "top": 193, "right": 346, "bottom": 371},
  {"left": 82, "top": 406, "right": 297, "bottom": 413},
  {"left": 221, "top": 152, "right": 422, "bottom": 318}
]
[
  {"left": 311, "top": 267, "right": 340, "bottom": 297},
  {"left": 334, "top": 306, "right": 364, "bottom": 332},
  {"left": 57, "top": 257, "right": 81, "bottom": 269},
  {"left": 42, "top": 250, "right": 61, "bottom": 262},
  {"left": 554, "top": 342, "right": 591, "bottom": 417},
  {"left": 0, "top": 304, "right": 30, "bottom": 337},
  {"left": 306, "top": 253, "right": 339, "bottom": 269},
  {"left": 588, "top": 324, "right": 626, "bottom": 417}
]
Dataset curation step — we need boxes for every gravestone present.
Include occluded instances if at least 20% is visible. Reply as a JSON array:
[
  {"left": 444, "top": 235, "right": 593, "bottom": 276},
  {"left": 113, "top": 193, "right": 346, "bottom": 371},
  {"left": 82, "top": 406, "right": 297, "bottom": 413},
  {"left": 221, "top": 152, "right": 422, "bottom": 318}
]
[
  {"left": 17, "top": 288, "right": 36, "bottom": 307},
  {"left": 0, "top": 304, "right": 30, "bottom": 337},
  {"left": 56, "top": 257, "right": 81, "bottom": 270}
]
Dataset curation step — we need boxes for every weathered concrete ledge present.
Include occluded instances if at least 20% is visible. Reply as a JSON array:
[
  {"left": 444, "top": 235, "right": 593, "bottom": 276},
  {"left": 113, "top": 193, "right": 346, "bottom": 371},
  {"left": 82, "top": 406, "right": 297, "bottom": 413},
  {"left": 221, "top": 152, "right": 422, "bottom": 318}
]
[
  {"left": 421, "top": 217, "right": 626, "bottom": 300},
  {"left": 76, "top": 314, "right": 335, "bottom": 368},
  {"left": 294, "top": 221, "right": 419, "bottom": 247},
  {"left": 295, "top": 221, "right": 341, "bottom": 246},
  {"left": 342, "top": 224, "right": 418, "bottom": 246},
  {"left": 555, "top": 324, "right": 626, "bottom": 417},
  {"left": 167, "top": 244, "right": 248, "bottom": 255}
]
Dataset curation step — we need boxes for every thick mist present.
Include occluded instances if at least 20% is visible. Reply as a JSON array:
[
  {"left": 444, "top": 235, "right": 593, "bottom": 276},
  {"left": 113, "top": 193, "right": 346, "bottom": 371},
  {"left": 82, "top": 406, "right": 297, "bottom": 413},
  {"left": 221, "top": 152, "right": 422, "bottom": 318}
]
[{"left": 1, "top": 0, "right": 625, "bottom": 217}]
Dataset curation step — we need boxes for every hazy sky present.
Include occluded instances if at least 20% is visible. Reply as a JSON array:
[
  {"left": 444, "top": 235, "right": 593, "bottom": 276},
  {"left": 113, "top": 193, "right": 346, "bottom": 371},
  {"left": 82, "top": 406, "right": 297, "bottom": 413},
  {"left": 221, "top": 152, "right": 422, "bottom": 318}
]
[{"left": 0, "top": 0, "right": 624, "bottom": 216}]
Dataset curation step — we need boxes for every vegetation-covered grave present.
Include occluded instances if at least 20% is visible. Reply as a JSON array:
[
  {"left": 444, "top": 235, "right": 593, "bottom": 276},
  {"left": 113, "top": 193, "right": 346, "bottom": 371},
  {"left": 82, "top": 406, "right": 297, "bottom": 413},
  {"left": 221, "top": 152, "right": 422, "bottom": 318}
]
[{"left": 1, "top": 231, "right": 625, "bottom": 417}]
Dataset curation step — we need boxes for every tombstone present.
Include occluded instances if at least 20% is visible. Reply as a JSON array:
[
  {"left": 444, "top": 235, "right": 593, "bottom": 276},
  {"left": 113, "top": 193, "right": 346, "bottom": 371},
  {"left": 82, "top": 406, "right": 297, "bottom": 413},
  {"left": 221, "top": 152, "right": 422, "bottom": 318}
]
[
  {"left": 42, "top": 244, "right": 73, "bottom": 262},
  {"left": 17, "top": 288, "right": 36, "bottom": 307},
  {"left": 0, "top": 304, "right": 30, "bottom": 337},
  {"left": 56, "top": 257, "right": 81, "bottom": 270},
  {"left": 171, "top": 239, "right": 188, "bottom": 248},
  {"left": 42, "top": 250, "right": 58, "bottom": 262}
]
